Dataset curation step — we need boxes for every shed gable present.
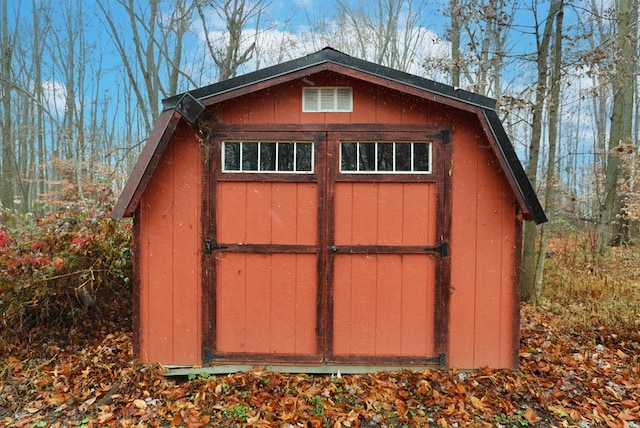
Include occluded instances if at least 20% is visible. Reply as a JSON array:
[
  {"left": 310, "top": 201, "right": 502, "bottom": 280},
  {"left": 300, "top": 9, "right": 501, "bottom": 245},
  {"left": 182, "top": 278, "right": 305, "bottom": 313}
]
[{"left": 113, "top": 48, "right": 545, "bottom": 224}]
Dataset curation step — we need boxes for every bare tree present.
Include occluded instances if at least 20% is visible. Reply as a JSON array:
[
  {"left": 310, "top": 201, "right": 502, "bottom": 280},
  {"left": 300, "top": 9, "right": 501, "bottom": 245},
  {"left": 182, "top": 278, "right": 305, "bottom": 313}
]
[
  {"left": 533, "top": 0, "right": 565, "bottom": 302},
  {"left": 196, "top": 0, "right": 269, "bottom": 81},
  {"left": 596, "top": 0, "right": 638, "bottom": 250},
  {"left": 324, "top": 0, "right": 429, "bottom": 72},
  {"left": 443, "top": 0, "right": 516, "bottom": 98},
  {"left": 1, "top": 0, "right": 15, "bottom": 209},
  {"left": 97, "top": 0, "right": 197, "bottom": 132},
  {"left": 448, "top": 0, "right": 462, "bottom": 87},
  {"left": 520, "top": 0, "right": 563, "bottom": 303}
]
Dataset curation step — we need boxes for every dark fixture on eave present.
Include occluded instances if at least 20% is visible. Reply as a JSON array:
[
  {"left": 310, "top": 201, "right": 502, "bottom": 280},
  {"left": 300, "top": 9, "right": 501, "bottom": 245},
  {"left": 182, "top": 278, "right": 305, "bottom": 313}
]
[{"left": 174, "top": 92, "right": 205, "bottom": 124}]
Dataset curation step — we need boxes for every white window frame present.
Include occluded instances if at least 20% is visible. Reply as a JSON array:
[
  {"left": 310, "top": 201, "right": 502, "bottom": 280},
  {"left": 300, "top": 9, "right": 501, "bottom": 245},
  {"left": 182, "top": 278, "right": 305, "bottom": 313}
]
[
  {"left": 222, "top": 141, "right": 315, "bottom": 174},
  {"left": 339, "top": 141, "right": 433, "bottom": 174}
]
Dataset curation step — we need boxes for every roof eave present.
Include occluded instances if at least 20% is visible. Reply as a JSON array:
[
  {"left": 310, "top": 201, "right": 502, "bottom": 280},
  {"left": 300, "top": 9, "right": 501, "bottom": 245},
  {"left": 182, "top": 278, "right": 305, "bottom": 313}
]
[
  {"left": 163, "top": 47, "right": 497, "bottom": 113},
  {"left": 480, "top": 109, "right": 548, "bottom": 224},
  {"left": 112, "top": 110, "right": 182, "bottom": 220},
  {"left": 115, "top": 48, "right": 546, "bottom": 225}
]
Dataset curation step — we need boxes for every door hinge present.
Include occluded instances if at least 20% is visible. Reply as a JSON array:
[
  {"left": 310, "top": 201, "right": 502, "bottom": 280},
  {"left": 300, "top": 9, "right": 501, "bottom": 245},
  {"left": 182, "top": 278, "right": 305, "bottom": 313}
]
[
  {"left": 424, "top": 242, "right": 448, "bottom": 256},
  {"left": 204, "top": 240, "right": 228, "bottom": 254},
  {"left": 424, "top": 353, "right": 446, "bottom": 368}
]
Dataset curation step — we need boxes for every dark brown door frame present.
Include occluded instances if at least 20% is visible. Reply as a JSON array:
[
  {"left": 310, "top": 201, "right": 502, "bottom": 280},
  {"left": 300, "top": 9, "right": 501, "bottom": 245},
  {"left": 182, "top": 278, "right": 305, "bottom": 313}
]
[
  {"left": 323, "top": 130, "right": 451, "bottom": 367},
  {"left": 202, "top": 125, "right": 451, "bottom": 367},
  {"left": 201, "top": 129, "right": 326, "bottom": 364}
]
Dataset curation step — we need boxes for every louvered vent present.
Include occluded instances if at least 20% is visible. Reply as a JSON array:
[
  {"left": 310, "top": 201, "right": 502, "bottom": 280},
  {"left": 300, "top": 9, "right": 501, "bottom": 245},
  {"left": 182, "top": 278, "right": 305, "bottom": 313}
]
[{"left": 303, "top": 87, "right": 353, "bottom": 112}]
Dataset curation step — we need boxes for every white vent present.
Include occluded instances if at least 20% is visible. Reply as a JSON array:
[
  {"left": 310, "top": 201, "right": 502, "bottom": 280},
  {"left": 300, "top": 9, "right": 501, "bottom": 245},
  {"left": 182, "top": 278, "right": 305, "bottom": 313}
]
[{"left": 303, "top": 87, "right": 353, "bottom": 112}]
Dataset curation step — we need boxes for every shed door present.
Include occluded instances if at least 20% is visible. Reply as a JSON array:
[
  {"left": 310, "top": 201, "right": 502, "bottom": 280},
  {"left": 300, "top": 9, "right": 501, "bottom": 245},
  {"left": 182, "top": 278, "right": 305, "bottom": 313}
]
[
  {"left": 204, "top": 132, "right": 325, "bottom": 363},
  {"left": 204, "top": 129, "right": 449, "bottom": 365},
  {"left": 326, "top": 132, "right": 448, "bottom": 365}
]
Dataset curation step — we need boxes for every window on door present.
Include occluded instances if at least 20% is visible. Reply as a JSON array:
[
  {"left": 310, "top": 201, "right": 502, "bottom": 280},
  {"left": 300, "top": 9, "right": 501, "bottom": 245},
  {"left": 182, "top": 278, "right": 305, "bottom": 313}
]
[
  {"left": 222, "top": 141, "right": 314, "bottom": 173},
  {"left": 340, "top": 141, "right": 432, "bottom": 173}
]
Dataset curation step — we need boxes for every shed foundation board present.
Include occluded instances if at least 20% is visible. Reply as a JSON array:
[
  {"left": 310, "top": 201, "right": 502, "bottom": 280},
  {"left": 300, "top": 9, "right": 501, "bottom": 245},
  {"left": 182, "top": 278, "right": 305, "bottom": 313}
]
[{"left": 164, "top": 363, "right": 445, "bottom": 376}]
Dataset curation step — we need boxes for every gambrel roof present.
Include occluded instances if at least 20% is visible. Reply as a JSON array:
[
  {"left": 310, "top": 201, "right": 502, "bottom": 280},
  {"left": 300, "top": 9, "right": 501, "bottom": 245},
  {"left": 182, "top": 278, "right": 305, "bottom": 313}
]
[{"left": 113, "top": 47, "right": 546, "bottom": 224}]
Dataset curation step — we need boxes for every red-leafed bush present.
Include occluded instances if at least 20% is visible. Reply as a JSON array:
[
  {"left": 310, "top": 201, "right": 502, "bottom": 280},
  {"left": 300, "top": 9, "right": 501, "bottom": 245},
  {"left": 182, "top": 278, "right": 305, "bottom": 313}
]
[{"left": 0, "top": 205, "right": 132, "bottom": 338}]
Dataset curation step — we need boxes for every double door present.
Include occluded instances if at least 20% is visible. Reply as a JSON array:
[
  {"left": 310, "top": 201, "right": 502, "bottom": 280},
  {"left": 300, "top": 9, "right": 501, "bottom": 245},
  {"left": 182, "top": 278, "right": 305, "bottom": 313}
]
[{"left": 203, "top": 128, "right": 449, "bottom": 366}]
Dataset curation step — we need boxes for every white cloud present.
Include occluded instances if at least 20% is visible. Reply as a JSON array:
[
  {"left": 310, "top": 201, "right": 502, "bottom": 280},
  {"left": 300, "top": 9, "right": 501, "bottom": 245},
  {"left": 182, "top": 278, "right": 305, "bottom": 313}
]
[{"left": 41, "top": 80, "right": 67, "bottom": 117}]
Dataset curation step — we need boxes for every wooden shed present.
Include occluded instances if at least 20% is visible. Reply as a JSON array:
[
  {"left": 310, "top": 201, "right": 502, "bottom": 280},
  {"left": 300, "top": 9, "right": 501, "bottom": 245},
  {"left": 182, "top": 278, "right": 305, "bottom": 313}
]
[{"left": 113, "top": 48, "right": 546, "bottom": 372}]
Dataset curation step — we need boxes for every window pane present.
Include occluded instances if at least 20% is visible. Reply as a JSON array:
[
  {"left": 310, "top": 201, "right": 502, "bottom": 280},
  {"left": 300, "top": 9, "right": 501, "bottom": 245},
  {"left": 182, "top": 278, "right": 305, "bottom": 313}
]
[
  {"left": 296, "top": 143, "right": 313, "bottom": 171},
  {"left": 320, "top": 88, "right": 334, "bottom": 110},
  {"left": 378, "top": 143, "right": 394, "bottom": 171},
  {"left": 260, "top": 142, "right": 276, "bottom": 171},
  {"left": 359, "top": 143, "right": 376, "bottom": 171},
  {"left": 341, "top": 142, "right": 357, "bottom": 171},
  {"left": 395, "top": 143, "right": 411, "bottom": 171},
  {"left": 276, "top": 143, "right": 293, "bottom": 171},
  {"left": 414, "top": 143, "right": 430, "bottom": 171},
  {"left": 224, "top": 142, "right": 240, "bottom": 170},
  {"left": 242, "top": 142, "right": 259, "bottom": 170},
  {"left": 303, "top": 88, "right": 319, "bottom": 111}
]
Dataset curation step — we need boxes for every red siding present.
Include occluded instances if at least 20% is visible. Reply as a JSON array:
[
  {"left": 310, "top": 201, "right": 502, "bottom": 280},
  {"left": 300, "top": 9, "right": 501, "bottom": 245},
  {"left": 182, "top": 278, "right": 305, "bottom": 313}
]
[
  {"left": 448, "top": 115, "right": 519, "bottom": 368},
  {"left": 215, "top": 181, "right": 318, "bottom": 355},
  {"left": 217, "top": 253, "right": 317, "bottom": 354},
  {"left": 217, "top": 72, "right": 445, "bottom": 126},
  {"left": 136, "top": 74, "right": 522, "bottom": 369},
  {"left": 137, "top": 124, "right": 202, "bottom": 365},
  {"left": 332, "top": 183, "right": 437, "bottom": 357},
  {"left": 217, "top": 182, "right": 317, "bottom": 245}
]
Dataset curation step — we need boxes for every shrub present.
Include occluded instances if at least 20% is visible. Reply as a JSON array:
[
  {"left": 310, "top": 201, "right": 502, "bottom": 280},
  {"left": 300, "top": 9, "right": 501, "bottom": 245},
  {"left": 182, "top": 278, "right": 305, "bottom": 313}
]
[
  {"left": 0, "top": 205, "right": 132, "bottom": 338},
  {"left": 543, "top": 230, "right": 640, "bottom": 335}
]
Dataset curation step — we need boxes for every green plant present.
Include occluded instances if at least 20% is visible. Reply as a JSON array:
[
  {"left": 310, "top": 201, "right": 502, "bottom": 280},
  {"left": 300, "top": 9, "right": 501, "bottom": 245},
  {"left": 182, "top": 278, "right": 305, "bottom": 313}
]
[
  {"left": 308, "top": 395, "right": 325, "bottom": 416},
  {"left": 187, "top": 371, "right": 211, "bottom": 381},
  {"left": 75, "top": 417, "right": 90, "bottom": 428},
  {"left": 494, "top": 410, "right": 530, "bottom": 427},
  {"left": 223, "top": 404, "right": 251, "bottom": 421}
]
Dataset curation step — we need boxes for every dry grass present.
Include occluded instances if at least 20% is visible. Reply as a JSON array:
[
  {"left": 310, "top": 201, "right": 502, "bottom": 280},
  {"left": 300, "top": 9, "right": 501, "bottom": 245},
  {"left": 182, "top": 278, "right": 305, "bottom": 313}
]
[{"left": 542, "top": 230, "right": 640, "bottom": 336}]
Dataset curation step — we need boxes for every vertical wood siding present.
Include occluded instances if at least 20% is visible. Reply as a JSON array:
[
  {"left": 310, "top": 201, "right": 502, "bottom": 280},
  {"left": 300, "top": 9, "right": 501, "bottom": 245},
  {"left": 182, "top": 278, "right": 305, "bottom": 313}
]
[
  {"left": 215, "top": 181, "right": 318, "bottom": 355},
  {"left": 217, "top": 182, "right": 317, "bottom": 245},
  {"left": 138, "top": 125, "right": 202, "bottom": 365},
  {"left": 332, "top": 183, "right": 437, "bottom": 357},
  {"left": 448, "top": 115, "right": 518, "bottom": 369},
  {"left": 216, "top": 253, "right": 317, "bottom": 354},
  {"left": 138, "top": 72, "right": 521, "bottom": 369}
]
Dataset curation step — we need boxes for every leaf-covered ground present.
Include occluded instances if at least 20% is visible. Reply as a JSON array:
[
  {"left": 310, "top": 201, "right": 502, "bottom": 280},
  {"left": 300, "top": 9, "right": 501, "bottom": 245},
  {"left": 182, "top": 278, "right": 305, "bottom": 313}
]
[{"left": 1, "top": 305, "right": 639, "bottom": 428}]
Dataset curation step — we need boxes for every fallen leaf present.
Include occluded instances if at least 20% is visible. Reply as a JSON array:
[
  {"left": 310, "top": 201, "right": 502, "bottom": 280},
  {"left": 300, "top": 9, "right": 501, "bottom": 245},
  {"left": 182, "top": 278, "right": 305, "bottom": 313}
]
[
  {"left": 469, "top": 395, "right": 484, "bottom": 410},
  {"left": 524, "top": 407, "right": 538, "bottom": 423},
  {"left": 133, "top": 398, "right": 147, "bottom": 409}
]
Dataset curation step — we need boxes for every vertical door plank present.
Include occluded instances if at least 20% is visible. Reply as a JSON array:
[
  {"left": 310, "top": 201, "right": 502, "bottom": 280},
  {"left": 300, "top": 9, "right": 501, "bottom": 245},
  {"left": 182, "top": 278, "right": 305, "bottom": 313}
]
[
  {"left": 218, "top": 182, "right": 247, "bottom": 243},
  {"left": 374, "top": 255, "right": 402, "bottom": 355},
  {"left": 376, "top": 184, "right": 403, "bottom": 245},
  {"left": 400, "top": 255, "right": 435, "bottom": 355},
  {"left": 217, "top": 253, "right": 247, "bottom": 352},
  {"left": 244, "top": 254, "right": 272, "bottom": 352},
  {"left": 246, "top": 183, "right": 273, "bottom": 244}
]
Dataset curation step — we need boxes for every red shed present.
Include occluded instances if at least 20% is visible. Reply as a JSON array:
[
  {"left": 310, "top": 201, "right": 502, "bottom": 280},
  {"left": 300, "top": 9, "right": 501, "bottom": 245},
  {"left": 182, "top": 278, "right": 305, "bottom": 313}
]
[{"left": 113, "top": 48, "right": 546, "bottom": 372}]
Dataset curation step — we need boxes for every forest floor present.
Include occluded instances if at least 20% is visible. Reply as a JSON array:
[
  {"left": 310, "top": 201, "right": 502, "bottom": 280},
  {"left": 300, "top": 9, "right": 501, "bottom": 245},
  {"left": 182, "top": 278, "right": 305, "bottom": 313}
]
[{"left": 1, "top": 303, "right": 639, "bottom": 427}]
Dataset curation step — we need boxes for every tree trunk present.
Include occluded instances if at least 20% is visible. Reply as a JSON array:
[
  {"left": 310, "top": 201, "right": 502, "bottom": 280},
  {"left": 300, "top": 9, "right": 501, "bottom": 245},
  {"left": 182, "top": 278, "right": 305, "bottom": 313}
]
[
  {"left": 521, "top": 0, "right": 561, "bottom": 303},
  {"left": 449, "top": 0, "right": 461, "bottom": 88},
  {"left": 534, "top": 0, "right": 564, "bottom": 300},
  {"left": 1, "top": 0, "right": 14, "bottom": 209},
  {"left": 596, "top": 0, "right": 637, "bottom": 251}
]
